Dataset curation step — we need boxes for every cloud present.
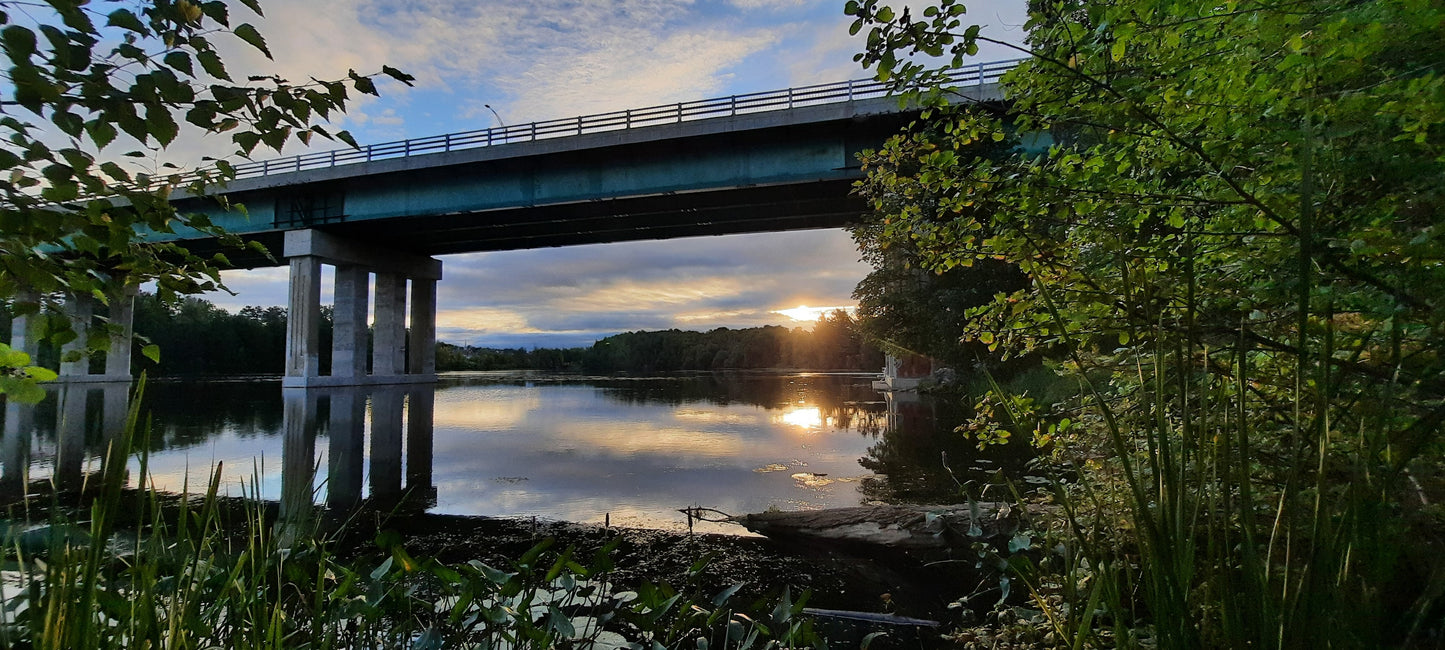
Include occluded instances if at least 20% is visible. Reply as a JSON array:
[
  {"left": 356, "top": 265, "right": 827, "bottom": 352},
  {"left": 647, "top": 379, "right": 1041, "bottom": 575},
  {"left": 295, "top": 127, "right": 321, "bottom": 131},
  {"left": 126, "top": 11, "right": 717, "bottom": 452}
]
[
  {"left": 423, "top": 229, "right": 866, "bottom": 346},
  {"left": 494, "top": 28, "right": 778, "bottom": 120},
  {"left": 728, "top": 0, "right": 813, "bottom": 9}
]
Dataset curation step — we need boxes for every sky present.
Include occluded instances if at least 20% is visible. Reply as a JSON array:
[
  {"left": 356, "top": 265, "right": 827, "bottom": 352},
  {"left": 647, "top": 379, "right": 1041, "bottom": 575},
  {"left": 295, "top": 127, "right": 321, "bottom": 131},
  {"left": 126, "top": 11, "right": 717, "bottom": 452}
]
[{"left": 185, "top": 0, "right": 1029, "bottom": 349}]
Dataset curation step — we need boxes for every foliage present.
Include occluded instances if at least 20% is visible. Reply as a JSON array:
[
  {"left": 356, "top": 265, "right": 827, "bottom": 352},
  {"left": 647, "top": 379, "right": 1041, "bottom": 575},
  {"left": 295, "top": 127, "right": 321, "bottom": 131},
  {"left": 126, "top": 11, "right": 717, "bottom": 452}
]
[
  {"left": 849, "top": 112, "right": 1028, "bottom": 370},
  {"left": 848, "top": 0, "right": 1445, "bottom": 646},
  {"left": 0, "top": 0, "right": 412, "bottom": 398}
]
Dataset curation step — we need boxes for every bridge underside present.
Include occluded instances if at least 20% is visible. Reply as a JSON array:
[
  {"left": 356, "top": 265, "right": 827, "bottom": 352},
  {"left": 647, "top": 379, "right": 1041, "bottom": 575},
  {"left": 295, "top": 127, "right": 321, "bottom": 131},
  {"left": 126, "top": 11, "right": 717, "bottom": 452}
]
[{"left": 196, "top": 178, "right": 862, "bottom": 265}]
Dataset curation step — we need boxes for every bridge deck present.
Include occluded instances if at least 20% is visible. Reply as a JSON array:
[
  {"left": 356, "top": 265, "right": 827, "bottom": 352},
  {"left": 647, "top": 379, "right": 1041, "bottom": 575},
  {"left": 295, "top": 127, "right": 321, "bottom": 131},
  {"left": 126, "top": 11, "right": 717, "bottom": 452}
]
[{"left": 164, "top": 61, "right": 1016, "bottom": 266}]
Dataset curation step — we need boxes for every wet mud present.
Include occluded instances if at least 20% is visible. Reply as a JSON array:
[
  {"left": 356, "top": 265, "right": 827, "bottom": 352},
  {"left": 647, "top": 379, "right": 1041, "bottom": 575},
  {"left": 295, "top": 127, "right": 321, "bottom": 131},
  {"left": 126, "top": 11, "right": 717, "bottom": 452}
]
[{"left": 343, "top": 508, "right": 983, "bottom": 624}]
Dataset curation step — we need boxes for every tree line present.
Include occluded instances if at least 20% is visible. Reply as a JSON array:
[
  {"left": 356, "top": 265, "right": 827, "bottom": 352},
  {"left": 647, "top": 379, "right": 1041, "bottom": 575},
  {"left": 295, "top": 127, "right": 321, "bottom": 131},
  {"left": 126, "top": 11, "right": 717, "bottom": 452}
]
[
  {"left": 442, "top": 311, "right": 885, "bottom": 373},
  {"left": 2, "top": 292, "right": 885, "bottom": 376}
]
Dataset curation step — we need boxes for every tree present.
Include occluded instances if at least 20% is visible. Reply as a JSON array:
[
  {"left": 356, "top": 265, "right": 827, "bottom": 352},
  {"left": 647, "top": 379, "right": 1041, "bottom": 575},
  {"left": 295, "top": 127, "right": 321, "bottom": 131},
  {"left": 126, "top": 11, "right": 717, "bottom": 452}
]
[
  {"left": 848, "top": 0, "right": 1444, "bottom": 645},
  {"left": 849, "top": 106, "right": 1028, "bottom": 371},
  {"left": 0, "top": 0, "right": 412, "bottom": 399}
]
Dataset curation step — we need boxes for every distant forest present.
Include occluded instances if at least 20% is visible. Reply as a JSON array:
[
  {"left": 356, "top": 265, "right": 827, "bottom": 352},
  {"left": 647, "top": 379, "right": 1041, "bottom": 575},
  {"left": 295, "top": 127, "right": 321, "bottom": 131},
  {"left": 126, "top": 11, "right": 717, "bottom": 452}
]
[
  {"left": 5, "top": 293, "right": 884, "bottom": 376},
  {"left": 441, "top": 312, "right": 885, "bottom": 373}
]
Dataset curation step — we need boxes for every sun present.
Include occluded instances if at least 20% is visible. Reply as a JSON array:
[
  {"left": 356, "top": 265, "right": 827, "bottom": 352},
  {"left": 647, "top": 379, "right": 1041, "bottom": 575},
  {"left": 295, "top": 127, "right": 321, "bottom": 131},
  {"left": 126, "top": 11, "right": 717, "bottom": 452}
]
[{"left": 773, "top": 304, "right": 855, "bottom": 322}]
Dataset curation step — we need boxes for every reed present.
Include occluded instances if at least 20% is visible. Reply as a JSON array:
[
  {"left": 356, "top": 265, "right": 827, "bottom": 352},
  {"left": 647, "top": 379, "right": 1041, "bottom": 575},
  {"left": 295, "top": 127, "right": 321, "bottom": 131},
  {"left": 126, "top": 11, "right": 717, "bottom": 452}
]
[{"left": 987, "top": 232, "right": 1444, "bottom": 648}]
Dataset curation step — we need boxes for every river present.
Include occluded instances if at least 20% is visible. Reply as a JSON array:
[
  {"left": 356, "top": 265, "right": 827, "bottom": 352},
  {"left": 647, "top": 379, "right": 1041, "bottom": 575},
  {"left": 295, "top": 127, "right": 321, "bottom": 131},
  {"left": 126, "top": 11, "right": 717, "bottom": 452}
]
[{"left": 1, "top": 372, "right": 1034, "bottom": 534}]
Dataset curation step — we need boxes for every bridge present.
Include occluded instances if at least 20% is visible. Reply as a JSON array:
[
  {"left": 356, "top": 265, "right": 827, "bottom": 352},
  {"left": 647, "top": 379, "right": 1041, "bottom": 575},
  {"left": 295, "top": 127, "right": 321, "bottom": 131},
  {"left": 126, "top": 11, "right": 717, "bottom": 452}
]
[{"left": 10, "top": 59, "right": 1020, "bottom": 389}]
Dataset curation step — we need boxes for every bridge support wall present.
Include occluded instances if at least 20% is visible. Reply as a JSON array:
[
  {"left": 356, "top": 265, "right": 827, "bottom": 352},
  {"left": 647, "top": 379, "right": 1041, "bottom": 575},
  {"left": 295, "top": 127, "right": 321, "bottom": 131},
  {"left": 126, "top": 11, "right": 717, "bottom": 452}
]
[
  {"left": 282, "top": 229, "right": 441, "bottom": 388},
  {"left": 16, "top": 281, "right": 139, "bottom": 384}
]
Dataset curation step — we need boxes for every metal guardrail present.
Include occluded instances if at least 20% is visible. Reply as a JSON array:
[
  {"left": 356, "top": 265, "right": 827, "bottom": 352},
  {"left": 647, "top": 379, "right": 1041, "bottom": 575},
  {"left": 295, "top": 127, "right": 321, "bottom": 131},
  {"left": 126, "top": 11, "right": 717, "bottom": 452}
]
[{"left": 195, "top": 57, "right": 1025, "bottom": 185}]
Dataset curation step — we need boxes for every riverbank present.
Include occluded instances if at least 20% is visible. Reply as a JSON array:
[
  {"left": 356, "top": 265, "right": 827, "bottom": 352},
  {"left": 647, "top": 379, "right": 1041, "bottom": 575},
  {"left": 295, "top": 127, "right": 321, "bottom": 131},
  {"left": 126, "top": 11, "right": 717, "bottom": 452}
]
[
  {"left": 4, "top": 485, "right": 1003, "bottom": 647},
  {"left": 356, "top": 509, "right": 976, "bottom": 621}
]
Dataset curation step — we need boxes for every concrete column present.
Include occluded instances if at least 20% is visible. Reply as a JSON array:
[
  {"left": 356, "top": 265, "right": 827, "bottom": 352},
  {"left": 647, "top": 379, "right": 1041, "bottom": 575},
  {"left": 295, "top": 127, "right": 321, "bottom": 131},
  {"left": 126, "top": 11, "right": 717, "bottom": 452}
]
[
  {"left": 97, "top": 382, "right": 131, "bottom": 485},
  {"left": 103, "top": 283, "right": 138, "bottom": 380},
  {"left": 369, "top": 388, "right": 404, "bottom": 504},
  {"left": 7, "top": 290, "right": 41, "bottom": 362},
  {"left": 2, "top": 291, "right": 41, "bottom": 492},
  {"left": 405, "top": 386, "right": 435, "bottom": 506},
  {"left": 100, "top": 383, "right": 130, "bottom": 444},
  {"left": 326, "top": 388, "right": 366, "bottom": 510},
  {"left": 331, "top": 266, "right": 370, "bottom": 378},
  {"left": 285, "top": 256, "right": 323, "bottom": 381},
  {"left": 56, "top": 385, "right": 88, "bottom": 489},
  {"left": 278, "top": 388, "right": 320, "bottom": 543},
  {"left": 59, "top": 293, "right": 93, "bottom": 377},
  {"left": 372, "top": 273, "right": 407, "bottom": 376},
  {"left": 408, "top": 279, "right": 437, "bottom": 376},
  {"left": 1, "top": 399, "right": 34, "bottom": 497}
]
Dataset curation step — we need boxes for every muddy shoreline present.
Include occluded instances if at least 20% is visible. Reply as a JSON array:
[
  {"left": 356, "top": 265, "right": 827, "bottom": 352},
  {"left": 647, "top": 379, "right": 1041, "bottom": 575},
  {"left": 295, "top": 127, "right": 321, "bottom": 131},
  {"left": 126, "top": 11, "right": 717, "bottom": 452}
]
[{"left": 336, "top": 507, "right": 981, "bottom": 624}]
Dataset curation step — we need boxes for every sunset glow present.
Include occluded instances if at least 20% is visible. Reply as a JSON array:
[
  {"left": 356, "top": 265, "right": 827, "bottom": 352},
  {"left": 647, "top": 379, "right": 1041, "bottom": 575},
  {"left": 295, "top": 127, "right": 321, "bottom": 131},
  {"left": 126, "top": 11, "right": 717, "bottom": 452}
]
[{"left": 772, "top": 305, "right": 856, "bottom": 323}]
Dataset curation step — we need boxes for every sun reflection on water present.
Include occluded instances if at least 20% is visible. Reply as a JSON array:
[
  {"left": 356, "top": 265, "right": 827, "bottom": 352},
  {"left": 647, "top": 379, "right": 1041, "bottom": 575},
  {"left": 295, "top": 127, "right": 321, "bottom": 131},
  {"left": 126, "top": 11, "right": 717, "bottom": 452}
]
[{"left": 779, "top": 406, "right": 823, "bottom": 430}]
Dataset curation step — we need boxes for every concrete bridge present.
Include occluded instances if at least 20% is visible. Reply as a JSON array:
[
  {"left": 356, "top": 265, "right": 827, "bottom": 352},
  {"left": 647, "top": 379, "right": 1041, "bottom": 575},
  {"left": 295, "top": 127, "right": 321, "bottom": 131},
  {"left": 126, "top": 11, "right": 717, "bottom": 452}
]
[{"left": 9, "top": 59, "right": 1019, "bottom": 389}]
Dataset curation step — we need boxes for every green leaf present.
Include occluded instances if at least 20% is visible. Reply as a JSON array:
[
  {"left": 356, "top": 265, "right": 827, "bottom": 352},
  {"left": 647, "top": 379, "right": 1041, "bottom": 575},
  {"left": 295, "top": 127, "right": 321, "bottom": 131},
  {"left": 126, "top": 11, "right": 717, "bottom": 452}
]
[
  {"left": 232, "top": 23, "right": 271, "bottom": 59},
  {"left": 105, "top": 9, "right": 147, "bottom": 35},
  {"left": 351, "top": 74, "right": 377, "bottom": 96},
  {"left": 197, "top": 49, "right": 229, "bottom": 80},
  {"left": 141, "top": 344, "right": 161, "bottom": 363},
  {"left": 200, "top": 1, "right": 230, "bottom": 26},
  {"left": 86, "top": 119, "right": 117, "bottom": 149},
  {"left": 233, "top": 131, "right": 260, "bottom": 154},
  {"left": 25, "top": 366, "right": 58, "bottom": 382},
  {"left": 380, "top": 65, "right": 414, "bottom": 86},
  {"left": 164, "top": 51, "right": 194, "bottom": 76},
  {"left": 146, "top": 105, "right": 179, "bottom": 146},
  {"left": 52, "top": 111, "right": 84, "bottom": 137},
  {"left": 100, "top": 161, "right": 131, "bottom": 183},
  {"left": 2, "top": 25, "right": 36, "bottom": 59},
  {"left": 370, "top": 556, "right": 394, "bottom": 580}
]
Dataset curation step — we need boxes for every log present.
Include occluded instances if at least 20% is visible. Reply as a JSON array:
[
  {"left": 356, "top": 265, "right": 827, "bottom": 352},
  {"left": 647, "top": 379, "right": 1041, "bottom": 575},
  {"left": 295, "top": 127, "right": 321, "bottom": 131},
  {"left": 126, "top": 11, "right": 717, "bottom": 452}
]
[{"left": 729, "top": 503, "right": 1020, "bottom": 551}]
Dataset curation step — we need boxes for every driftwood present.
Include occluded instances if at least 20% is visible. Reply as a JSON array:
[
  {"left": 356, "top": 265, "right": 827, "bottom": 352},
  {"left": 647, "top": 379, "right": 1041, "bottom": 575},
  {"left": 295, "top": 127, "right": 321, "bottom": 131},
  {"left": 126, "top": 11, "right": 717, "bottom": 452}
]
[
  {"left": 801, "top": 607, "right": 939, "bottom": 627},
  {"left": 728, "top": 503, "right": 1022, "bottom": 551}
]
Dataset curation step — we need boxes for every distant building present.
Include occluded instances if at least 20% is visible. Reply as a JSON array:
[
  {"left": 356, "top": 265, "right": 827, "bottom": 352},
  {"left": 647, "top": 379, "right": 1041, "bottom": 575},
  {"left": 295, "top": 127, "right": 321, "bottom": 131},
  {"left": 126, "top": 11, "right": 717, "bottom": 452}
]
[{"left": 872, "top": 352, "right": 933, "bottom": 391}]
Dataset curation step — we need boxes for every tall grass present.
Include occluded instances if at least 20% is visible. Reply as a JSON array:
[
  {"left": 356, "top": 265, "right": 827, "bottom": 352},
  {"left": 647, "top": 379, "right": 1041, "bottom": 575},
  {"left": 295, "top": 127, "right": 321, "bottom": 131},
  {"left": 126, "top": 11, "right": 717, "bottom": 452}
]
[
  {"left": 0, "top": 378, "right": 823, "bottom": 649},
  {"left": 987, "top": 207, "right": 1443, "bottom": 647}
]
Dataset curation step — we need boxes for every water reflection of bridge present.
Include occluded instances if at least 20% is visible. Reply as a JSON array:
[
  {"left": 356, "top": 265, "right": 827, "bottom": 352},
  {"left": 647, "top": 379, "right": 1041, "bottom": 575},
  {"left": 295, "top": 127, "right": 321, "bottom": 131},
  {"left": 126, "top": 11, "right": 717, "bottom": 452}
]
[
  {"left": 0, "top": 384, "right": 437, "bottom": 517},
  {"left": 0, "top": 375, "right": 970, "bottom": 528}
]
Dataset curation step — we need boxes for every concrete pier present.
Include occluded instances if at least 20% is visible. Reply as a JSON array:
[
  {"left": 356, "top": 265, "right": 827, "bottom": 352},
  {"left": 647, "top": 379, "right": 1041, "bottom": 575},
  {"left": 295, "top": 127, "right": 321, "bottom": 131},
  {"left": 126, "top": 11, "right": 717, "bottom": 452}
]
[
  {"left": 332, "top": 265, "right": 370, "bottom": 378},
  {"left": 102, "top": 284, "right": 138, "bottom": 381},
  {"left": 372, "top": 273, "right": 407, "bottom": 377},
  {"left": 326, "top": 389, "right": 366, "bottom": 509},
  {"left": 7, "top": 291, "right": 41, "bottom": 362},
  {"left": 58, "top": 294, "right": 93, "bottom": 378},
  {"left": 285, "top": 256, "right": 324, "bottom": 380},
  {"left": 282, "top": 230, "right": 442, "bottom": 388},
  {"left": 369, "top": 388, "right": 405, "bottom": 504},
  {"left": 30, "top": 282, "right": 142, "bottom": 384},
  {"left": 405, "top": 387, "right": 436, "bottom": 506}
]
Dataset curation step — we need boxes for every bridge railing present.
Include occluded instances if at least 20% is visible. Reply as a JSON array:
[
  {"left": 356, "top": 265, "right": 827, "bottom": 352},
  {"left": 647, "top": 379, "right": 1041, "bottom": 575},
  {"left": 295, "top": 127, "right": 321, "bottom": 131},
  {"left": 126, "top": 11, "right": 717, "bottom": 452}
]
[{"left": 199, "top": 57, "right": 1026, "bottom": 184}]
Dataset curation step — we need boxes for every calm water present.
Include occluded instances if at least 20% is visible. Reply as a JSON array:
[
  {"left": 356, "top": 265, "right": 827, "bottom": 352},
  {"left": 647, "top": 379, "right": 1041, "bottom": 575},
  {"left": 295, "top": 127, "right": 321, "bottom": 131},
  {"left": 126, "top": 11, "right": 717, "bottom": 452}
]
[{"left": 0, "top": 372, "right": 1032, "bottom": 534}]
